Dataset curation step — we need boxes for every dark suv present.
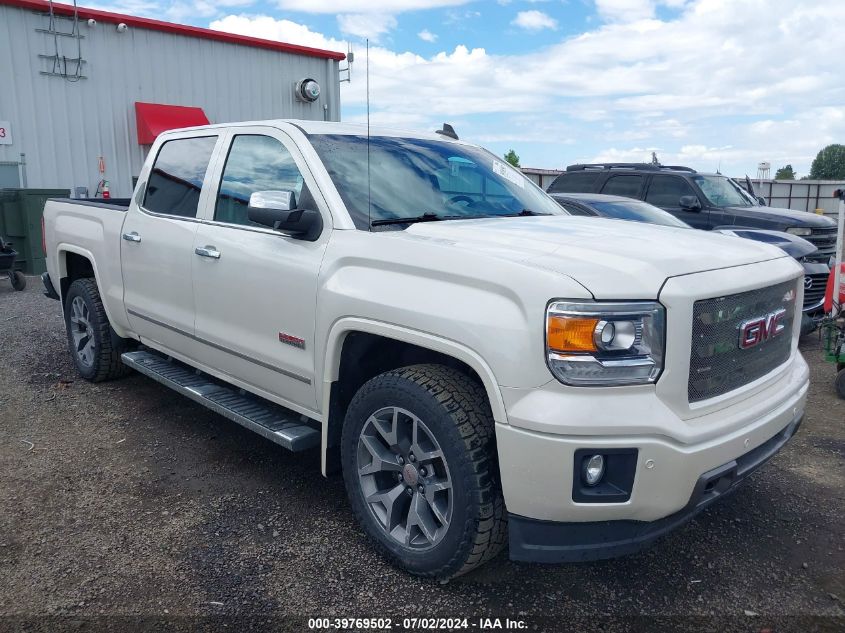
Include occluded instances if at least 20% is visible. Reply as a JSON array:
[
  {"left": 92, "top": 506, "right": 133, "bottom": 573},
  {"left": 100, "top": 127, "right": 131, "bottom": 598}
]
[{"left": 547, "top": 163, "right": 838, "bottom": 264}]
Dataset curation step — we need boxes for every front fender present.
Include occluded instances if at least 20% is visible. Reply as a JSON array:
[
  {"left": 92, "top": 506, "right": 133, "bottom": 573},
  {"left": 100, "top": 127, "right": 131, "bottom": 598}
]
[{"left": 318, "top": 317, "right": 508, "bottom": 476}]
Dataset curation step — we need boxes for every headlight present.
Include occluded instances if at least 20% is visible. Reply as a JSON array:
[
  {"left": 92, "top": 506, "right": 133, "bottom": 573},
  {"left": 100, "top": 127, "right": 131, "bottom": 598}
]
[
  {"left": 786, "top": 227, "right": 812, "bottom": 237},
  {"left": 546, "top": 301, "right": 665, "bottom": 386}
]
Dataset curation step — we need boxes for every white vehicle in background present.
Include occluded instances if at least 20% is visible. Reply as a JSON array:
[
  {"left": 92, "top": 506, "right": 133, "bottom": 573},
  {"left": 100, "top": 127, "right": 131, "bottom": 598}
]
[{"left": 42, "top": 120, "right": 808, "bottom": 578}]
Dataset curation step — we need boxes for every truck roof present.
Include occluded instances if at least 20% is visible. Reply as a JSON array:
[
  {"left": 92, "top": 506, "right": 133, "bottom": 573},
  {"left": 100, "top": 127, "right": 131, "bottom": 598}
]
[{"left": 160, "top": 119, "right": 463, "bottom": 143}]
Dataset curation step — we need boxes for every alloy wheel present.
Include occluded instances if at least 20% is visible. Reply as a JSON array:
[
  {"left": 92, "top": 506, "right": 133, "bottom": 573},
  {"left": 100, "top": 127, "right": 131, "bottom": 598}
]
[
  {"left": 356, "top": 406, "right": 453, "bottom": 550},
  {"left": 69, "top": 296, "right": 95, "bottom": 368}
]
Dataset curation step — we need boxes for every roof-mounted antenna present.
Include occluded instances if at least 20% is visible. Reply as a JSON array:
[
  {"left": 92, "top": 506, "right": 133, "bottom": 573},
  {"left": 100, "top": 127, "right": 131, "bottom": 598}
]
[
  {"left": 366, "top": 39, "right": 371, "bottom": 231},
  {"left": 436, "top": 123, "right": 458, "bottom": 140}
]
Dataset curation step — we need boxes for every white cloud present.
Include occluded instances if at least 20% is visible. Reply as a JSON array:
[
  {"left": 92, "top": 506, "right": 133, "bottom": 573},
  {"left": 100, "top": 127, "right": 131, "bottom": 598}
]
[
  {"left": 212, "top": 0, "right": 845, "bottom": 174},
  {"left": 418, "top": 29, "right": 438, "bottom": 42},
  {"left": 337, "top": 13, "right": 398, "bottom": 41},
  {"left": 276, "top": 0, "right": 471, "bottom": 13},
  {"left": 88, "top": 0, "right": 254, "bottom": 21},
  {"left": 209, "top": 14, "right": 345, "bottom": 52},
  {"left": 444, "top": 8, "right": 481, "bottom": 24},
  {"left": 594, "top": 0, "right": 655, "bottom": 22},
  {"left": 164, "top": 0, "right": 253, "bottom": 21},
  {"left": 512, "top": 10, "right": 558, "bottom": 31}
]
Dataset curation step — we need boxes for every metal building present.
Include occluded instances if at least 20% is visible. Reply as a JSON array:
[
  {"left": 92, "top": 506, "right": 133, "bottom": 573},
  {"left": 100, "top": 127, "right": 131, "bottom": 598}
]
[{"left": 0, "top": 0, "right": 345, "bottom": 197}]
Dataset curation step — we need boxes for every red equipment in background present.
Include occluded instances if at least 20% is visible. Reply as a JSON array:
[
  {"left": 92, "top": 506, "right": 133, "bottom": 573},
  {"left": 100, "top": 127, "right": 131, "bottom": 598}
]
[{"left": 824, "top": 263, "right": 845, "bottom": 314}]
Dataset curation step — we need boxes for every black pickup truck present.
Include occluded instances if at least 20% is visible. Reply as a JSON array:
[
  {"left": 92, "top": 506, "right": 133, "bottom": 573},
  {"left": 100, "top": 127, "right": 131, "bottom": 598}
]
[{"left": 547, "top": 163, "right": 838, "bottom": 264}]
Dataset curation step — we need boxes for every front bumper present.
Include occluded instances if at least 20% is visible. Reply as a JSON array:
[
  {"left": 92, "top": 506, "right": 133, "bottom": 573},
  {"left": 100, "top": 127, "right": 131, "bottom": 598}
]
[{"left": 508, "top": 413, "right": 802, "bottom": 563}]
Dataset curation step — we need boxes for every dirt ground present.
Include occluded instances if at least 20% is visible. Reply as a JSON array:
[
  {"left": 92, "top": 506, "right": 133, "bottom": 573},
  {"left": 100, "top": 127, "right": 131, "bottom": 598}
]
[{"left": 0, "top": 277, "right": 843, "bottom": 632}]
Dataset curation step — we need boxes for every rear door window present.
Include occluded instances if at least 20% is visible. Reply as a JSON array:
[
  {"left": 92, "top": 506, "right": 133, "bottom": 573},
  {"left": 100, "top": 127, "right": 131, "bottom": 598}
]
[
  {"left": 645, "top": 175, "right": 697, "bottom": 207},
  {"left": 143, "top": 136, "right": 217, "bottom": 218},
  {"left": 547, "top": 171, "right": 602, "bottom": 193},
  {"left": 600, "top": 175, "right": 643, "bottom": 198}
]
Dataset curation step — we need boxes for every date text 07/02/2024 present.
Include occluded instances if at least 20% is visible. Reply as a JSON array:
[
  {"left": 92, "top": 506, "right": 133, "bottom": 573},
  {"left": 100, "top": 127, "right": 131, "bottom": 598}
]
[{"left": 307, "top": 617, "right": 528, "bottom": 630}]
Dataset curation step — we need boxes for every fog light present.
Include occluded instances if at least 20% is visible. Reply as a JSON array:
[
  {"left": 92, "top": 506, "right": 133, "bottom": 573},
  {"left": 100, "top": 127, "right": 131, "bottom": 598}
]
[{"left": 582, "top": 454, "right": 605, "bottom": 486}]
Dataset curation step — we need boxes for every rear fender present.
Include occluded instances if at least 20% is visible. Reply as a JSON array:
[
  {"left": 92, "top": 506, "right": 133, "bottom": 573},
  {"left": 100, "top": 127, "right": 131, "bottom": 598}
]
[{"left": 57, "top": 245, "right": 132, "bottom": 338}]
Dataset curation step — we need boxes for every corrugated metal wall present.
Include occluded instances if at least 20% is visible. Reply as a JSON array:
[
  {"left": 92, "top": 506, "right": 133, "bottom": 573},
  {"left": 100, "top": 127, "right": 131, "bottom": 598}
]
[
  {"left": 749, "top": 179, "right": 844, "bottom": 218},
  {"left": 522, "top": 168, "right": 562, "bottom": 190},
  {"left": 0, "top": 4, "right": 340, "bottom": 197}
]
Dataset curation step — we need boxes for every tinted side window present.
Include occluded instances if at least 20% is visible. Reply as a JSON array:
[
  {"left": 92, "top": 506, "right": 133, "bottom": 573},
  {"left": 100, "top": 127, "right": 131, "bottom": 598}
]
[
  {"left": 600, "top": 175, "right": 643, "bottom": 197},
  {"left": 215, "top": 135, "right": 305, "bottom": 226},
  {"left": 144, "top": 136, "right": 217, "bottom": 218},
  {"left": 548, "top": 171, "right": 602, "bottom": 193},
  {"left": 645, "top": 175, "right": 696, "bottom": 207}
]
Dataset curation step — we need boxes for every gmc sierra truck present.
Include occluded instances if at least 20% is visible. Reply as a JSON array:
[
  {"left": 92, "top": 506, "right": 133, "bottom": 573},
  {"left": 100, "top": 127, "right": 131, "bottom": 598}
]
[{"left": 42, "top": 120, "right": 809, "bottom": 578}]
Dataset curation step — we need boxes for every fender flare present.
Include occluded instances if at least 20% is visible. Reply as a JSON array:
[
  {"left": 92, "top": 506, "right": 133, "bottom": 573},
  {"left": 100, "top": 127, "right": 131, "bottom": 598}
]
[
  {"left": 56, "top": 244, "right": 132, "bottom": 339},
  {"left": 319, "top": 317, "right": 508, "bottom": 475}
]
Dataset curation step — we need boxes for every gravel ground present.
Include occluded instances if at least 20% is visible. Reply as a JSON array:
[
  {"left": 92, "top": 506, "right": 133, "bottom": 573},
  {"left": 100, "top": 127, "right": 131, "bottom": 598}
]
[{"left": 0, "top": 277, "right": 843, "bottom": 632}]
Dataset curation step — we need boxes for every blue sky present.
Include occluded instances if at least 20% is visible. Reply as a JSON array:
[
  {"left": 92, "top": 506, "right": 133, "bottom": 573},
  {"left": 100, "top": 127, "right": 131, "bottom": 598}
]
[{"left": 96, "top": 0, "right": 844, "bottom": 177}]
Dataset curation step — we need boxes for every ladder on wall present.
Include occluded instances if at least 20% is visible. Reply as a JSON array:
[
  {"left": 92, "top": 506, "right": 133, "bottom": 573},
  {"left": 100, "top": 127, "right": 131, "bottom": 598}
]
[{"left": 35, "top": 0, "right": 87, "bottom": 81}]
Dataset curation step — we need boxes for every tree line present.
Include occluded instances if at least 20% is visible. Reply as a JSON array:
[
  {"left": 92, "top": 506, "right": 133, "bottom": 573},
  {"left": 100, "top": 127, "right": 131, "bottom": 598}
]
[{"left": 772, "top": 144, "right": 843, "bottom": 180}]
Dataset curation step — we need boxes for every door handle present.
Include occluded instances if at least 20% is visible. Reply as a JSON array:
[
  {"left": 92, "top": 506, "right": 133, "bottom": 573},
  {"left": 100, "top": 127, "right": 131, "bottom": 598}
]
[
  {"left": 122, "top": 232, "right": 141, "bottom": 243},
  {"left": 195, "top": 246, "right": 221, "bottom": 259}
]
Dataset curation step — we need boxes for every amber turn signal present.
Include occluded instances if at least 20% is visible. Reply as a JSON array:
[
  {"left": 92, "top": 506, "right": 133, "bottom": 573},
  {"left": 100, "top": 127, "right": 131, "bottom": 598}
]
[{"left": 547, "top": 315, "right": 599, "bottom": 352}]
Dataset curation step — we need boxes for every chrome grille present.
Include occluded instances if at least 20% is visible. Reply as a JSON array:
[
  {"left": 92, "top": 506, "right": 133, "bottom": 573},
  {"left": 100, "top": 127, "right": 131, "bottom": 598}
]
[
  {"left": 803, "top": 273, "right": 828, "bottom": 311},
  {"left": 807, "top": 226, "right": 837, "bottom": 257},
  {"left": 688, "top": 279, "right": 797, "bottom": 402}
]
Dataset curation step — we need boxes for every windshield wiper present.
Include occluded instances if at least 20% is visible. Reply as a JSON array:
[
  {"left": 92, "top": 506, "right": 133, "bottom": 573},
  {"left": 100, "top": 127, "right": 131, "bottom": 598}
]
[
  {"left": 371, "top": 209, "right": 550, "bottom": 227},
  {"left": 371, "top": 212, "right": 489, "bottom": 227},
  {"left": 371, "top": 212, "right": 446, "bottom": 227},
  {"left": 502, "top": 209, "right": 552, "bottom": 217}
]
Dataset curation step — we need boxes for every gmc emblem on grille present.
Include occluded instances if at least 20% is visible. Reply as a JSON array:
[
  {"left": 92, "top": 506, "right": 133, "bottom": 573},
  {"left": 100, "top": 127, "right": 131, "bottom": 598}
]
[{"left": 738, "top": 308, "right": 787, "bottom": 349}]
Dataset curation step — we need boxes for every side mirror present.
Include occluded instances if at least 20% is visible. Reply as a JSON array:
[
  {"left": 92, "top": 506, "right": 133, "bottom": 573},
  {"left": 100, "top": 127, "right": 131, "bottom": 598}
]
[
  {"left": 755, "top": 196, "right": 767, "bottom": 206},
  {"left": 247, "top": 190, "right": 322, "bottom": 241},
  {"left": 679, "top": 195, "right": 702, "bottom": 211}
]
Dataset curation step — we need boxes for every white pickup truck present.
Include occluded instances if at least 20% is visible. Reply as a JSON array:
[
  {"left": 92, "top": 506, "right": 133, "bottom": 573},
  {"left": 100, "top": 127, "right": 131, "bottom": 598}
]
[{"left": 42, "top": 120, "right": 809, "bottom": 578}]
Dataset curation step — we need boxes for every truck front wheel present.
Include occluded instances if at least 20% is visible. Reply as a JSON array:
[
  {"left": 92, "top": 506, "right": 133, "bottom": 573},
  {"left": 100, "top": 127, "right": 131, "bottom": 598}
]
[
  {"left": 341, "top": 364, "right": 506, "bottom": 578},
  {"left": 63, "top": 278, "right": 132, "bottom": 382}
]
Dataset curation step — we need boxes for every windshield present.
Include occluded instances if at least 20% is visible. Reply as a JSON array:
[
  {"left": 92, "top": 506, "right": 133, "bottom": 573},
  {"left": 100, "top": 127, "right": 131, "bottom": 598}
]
[
  {"left": 308, "top": 134, "right": 566, "bottom": 229},
  {"left": 589, "top": 200, "right": 691, "bottom": 228},
  {"left": 693, "top": 175, "right": 753, "bottom": 208}
]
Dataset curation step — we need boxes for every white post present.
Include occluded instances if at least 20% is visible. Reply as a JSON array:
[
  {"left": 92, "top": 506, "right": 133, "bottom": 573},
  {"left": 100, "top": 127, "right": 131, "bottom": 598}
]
[{"left": 833, "top": 193, "right": 844, "bottom": 318}]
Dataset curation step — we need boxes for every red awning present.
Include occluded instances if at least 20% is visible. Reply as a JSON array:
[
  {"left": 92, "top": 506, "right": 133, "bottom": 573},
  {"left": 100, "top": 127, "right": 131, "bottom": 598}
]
[{"left": 135, "top": 102, "right": 210, "bottom": 145}]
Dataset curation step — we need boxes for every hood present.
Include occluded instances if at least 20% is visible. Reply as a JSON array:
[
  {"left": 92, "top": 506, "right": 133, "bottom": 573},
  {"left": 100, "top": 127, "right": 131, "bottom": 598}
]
[
  {"left": 712, "top": 228, "right": 817, "bottom": 259},
  {"left": 402, "top": 216, "right": 787, "bottom": 298},
  {"left": 721, "top": 205, "right": 837, "bottom": 228}
]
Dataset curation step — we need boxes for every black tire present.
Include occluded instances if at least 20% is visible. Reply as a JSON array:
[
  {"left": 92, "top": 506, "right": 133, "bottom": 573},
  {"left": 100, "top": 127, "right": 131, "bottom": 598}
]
[
  {"left": 836, "top": 368, "right": 845, "bottom": 400},
  {"left": 10, "top": 271, "right": 26, "bottom": 291},
  {"left": 341, "top": 364, "right": 507, "bottom": 578},
  {"left": 64, "top": 278, "right": 133, "bottom": 382}
]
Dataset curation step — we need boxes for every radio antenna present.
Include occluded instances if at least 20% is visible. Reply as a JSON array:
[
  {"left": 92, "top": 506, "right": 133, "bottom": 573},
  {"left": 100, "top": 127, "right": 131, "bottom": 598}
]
[{"left": 366, "top": 38, "right": 372, "bottom": 232}]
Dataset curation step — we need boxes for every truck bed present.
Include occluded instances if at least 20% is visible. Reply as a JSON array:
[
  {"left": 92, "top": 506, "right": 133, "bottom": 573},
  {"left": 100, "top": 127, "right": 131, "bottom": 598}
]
[
  {"left": 43, "top": 197, "right": 130, "bottom": 336},
  {"left": 50, "top": 198, "right": 132, "bottom": 211}
]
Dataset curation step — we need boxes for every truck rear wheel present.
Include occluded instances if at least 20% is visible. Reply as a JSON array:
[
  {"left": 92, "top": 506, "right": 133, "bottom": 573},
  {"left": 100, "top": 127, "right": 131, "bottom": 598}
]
[
  {"left": 341, "top": 364, "right": 506, "bottom": 578},
  {"left": 63, "top": 278, "right": 132, "bottom": 382}
]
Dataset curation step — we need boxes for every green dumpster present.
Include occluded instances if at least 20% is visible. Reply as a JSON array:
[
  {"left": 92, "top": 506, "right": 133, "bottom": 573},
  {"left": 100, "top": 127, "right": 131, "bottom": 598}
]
[{"left": 0, "top": 188, "right": 69, "bottom": 275}]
